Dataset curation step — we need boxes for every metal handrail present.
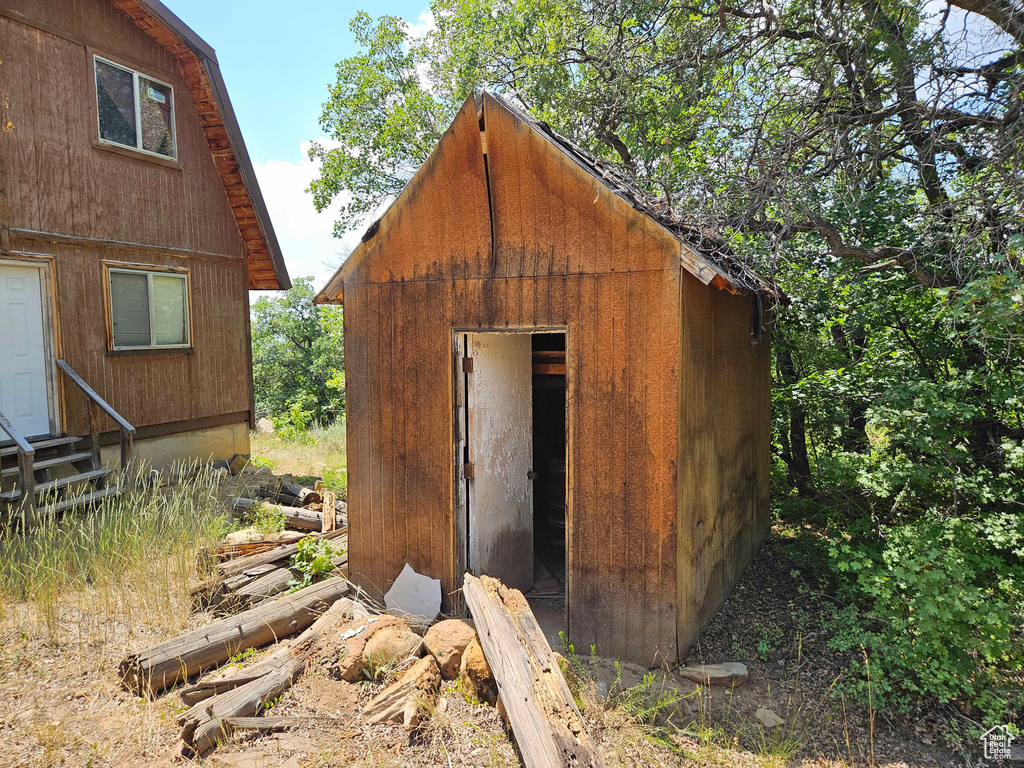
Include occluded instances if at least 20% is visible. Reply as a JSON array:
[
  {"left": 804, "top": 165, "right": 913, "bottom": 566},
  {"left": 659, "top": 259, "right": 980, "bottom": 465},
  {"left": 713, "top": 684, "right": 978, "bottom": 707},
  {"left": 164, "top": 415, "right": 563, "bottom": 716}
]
[
  {"left": 0, "top": 410, "right": 35, "bottom": 517},
  {"left": 56, "top": 359, "right": 136, "bottom": 469}
]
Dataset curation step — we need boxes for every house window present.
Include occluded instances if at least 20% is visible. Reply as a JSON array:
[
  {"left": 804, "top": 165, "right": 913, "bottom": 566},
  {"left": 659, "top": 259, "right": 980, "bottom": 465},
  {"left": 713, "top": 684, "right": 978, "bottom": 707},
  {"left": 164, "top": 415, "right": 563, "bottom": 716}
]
[
  {"left": 94, "top": 56, "right": 176, "bottom": 159},
  {"left": 108, "top": 268, "right": 190, "bottom": 350}
]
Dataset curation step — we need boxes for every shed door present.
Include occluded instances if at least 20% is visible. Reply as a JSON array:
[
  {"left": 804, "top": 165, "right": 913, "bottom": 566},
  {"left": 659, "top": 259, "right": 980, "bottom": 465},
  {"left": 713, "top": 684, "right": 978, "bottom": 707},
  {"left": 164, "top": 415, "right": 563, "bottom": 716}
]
[
  {"left": 466, "top": 332, "right": 534, "bottom": 591},
  {"left": 0, "top": 265, "right": 50, "bottom": 438}
]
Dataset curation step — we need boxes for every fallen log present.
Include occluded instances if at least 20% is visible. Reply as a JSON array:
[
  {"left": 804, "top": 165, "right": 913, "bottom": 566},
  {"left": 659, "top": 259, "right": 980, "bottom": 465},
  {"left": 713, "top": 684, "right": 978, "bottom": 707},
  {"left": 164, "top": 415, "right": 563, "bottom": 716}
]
[
  {"left": 231, "top": 497, "right": 257, "bottom": 514},
  {"left": 221, "top": 553, "right": 348, "bottom": 612},
  {"left": 263, "top": 502, "right": 322, "bottom": 532},
  {"left": 217, "top": 528, "right": 346, "bottom": 577},
  {"left": 462, "top": 573, "right": 605, "bottom": 768},
  {"left": 261, "top": 480, "right": 321, "bottom": 507},
  {"left": 223, "top": 716, "right": 344, "bottom": 732},
  {"left": 179, "top": 597, "right": 361, "bottom": 755},
  {"left": 119, "top": 576, "right": 350, "bottom": 696},
  {"left": 362, "top": 656, "right": 440, "bottom": 729},
  {"left": 177, "top": 596, "right": 371, "bottom": 706}
]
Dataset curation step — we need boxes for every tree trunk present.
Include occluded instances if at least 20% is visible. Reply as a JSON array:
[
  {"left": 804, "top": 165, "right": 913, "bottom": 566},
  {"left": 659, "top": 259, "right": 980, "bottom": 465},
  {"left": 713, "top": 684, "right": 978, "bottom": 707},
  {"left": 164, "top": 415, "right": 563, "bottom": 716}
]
[
  {"left": 462, "top": 573, "right": 605, "bottom": 768},
  {"left": 776, "top": 343, "right": 814, "bottom": 497},
  {"left": 179, "top": 597, "right": 363, "bottom": 755},
  {"left": 119, "top": 576, "right": 350, "bottom": 696}
]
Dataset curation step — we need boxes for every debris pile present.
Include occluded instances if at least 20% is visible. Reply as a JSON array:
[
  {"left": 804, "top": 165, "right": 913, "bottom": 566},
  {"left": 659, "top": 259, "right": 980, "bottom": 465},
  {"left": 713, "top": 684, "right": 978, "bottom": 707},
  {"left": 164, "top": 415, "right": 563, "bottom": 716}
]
[{"left": 118, "top": 488, "right": 607, "bottom": 765}]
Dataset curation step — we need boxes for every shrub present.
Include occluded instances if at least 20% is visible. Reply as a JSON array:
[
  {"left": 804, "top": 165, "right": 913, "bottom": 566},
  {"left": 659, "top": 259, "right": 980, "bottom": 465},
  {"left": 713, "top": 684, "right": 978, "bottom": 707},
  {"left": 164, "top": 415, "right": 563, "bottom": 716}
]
[
  {"left": 288, "top": 536, "right": 346, "bottom": 590},
  {"left": 825, "top": 515, "right": 1024, "bottom": 724}
]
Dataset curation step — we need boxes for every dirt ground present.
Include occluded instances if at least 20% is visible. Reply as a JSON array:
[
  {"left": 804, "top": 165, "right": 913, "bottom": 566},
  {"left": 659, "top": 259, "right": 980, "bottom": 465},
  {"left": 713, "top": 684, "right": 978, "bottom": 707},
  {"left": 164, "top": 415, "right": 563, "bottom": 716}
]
[{"left": 0, "top": 469, "right": 966, "bottom": 768}]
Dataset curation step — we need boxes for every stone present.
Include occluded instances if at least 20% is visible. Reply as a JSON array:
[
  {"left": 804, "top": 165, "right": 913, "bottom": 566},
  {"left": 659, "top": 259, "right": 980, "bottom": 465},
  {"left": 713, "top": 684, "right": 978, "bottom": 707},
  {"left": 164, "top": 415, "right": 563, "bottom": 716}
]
[
  {"left": 423, "top": 619, "right": 476, "bottom": 679},
  {"left": 334, "top": 615, "right": 408, "bottom": 682},
  {"left": 755, "top": 707, "right": 784, "bottom": 729},
  {"left": 384, "top": 563, "right": 442, "bottom": 624},
  {"left": 256, "top": 417, "right": 275, "bottom": 434},
  {"left": 362, "top": 625, "right": 423, "bottom": 675},
  {"left": 459, "top": 636, "right": 498, "bottom": 705},
  {"left": 223, "top": 527, "right": 262, "bottom": 545},
  {"left": 228, "top": 453, "right": 250, "bottom": 475},
  {"left": 677, "top": 662, "right": 748, "bottom": 687}
]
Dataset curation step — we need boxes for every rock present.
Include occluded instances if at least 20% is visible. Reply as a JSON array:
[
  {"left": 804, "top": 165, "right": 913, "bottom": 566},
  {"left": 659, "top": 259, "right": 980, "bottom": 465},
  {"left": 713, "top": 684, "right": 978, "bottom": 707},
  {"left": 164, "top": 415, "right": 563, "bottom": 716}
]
[
  {"left": 224, "top": 527, "right": 262, "bottom": 545},
  {"left": 423, "top": 619, "right": 476, "bottom": 679},
  {"left": 362, "top": 625, "right": 423, "bottom": 675},
  {"left": 256, "top": 417, "right": 275, "bottom": 434},
  {"left": 677, "top": 662, "right": 748, "bottom": 687},
  {"left": 228, "top": 453, "right": 250, "bottom": 475},
  {"left": 334, "top": 615, "right": 417, "bottom": 682},
  {"left": 384, "top": 564, "right": 442, "bottom": 625},
  {"left": 459, "top": 637, "right": 498, "bottom": 705},
  {"left": 362, "top": 656, "right": 441, "bottom": 729},
  {"left": 755, "top": 707, "right": 784, "bottom": 729}
]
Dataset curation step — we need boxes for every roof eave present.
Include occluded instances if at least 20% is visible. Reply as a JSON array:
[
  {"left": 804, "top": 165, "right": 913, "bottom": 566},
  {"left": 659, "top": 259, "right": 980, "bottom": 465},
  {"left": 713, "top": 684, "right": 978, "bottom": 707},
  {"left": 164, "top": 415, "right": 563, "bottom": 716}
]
[{"left": 133, "top": 0, "right": 291, "bottom": 291}]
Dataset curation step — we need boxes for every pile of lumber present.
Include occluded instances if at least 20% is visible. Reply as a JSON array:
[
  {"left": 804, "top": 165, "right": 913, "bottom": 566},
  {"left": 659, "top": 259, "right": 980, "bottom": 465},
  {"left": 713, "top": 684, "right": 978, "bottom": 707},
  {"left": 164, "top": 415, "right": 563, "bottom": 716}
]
[
  {"left": 192, "top": 527, "right": 348, "bottom": 611},
  {"left": 230, "top": 479, "right": 344, "bottom": 536}
]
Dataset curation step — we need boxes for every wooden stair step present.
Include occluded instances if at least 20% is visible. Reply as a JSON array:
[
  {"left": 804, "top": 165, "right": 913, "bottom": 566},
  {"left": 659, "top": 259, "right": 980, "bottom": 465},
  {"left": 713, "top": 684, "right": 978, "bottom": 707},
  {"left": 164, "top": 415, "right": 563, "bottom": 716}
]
[
  {"left": 46, "top": 485, "right": 123, "bottom": 514},
  {"left": 0, "top": 468, "right": 111, "bottom": 501},
  {"left": 0, "top": 451, "right": 94, "bottom": 478},
  {"left": 0, "top": 435, "right": 81, "bottom": 458}
]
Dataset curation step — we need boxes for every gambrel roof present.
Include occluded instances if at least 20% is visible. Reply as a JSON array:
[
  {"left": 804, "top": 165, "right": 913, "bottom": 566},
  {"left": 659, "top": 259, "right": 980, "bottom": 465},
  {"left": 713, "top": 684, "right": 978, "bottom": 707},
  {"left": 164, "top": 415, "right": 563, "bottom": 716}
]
[{"left": 113, "top": 0, "right": 290, "bottom": 290}]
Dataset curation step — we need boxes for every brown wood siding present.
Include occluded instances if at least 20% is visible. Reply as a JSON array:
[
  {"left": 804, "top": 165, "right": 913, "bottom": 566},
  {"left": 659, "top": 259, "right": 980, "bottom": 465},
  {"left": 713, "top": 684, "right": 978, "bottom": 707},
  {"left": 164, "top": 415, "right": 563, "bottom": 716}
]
[
  {"left": 0, "top": 2, "right": 254, "bottom": 433},
  {"left": 342, "top": 95, "right": 681, "bottom": 664},
  {"left": 676, "top": 274, "right": 771, "bottom": 657},
  {"left": 0, "top": 7, "right": 246, "bottom": 258},
  {"left": 6, "top": 233, "right": 252, "bottom": 434}
]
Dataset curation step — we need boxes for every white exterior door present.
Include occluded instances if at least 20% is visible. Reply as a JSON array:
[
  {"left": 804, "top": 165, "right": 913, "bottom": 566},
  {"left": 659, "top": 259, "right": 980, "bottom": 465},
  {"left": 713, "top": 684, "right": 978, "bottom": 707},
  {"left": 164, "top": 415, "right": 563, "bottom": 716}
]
[
  {"left": 0, "top": 265, "right": 51, "bottom": 438},
  {"left": 466, "top": 332, "right": 534, "bottom": 592}
]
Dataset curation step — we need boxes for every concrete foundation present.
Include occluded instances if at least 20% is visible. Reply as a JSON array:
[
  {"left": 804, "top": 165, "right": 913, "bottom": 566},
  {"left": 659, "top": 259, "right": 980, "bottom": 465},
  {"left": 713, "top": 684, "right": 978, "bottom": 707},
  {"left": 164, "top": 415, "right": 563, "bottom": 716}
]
[{"left": 100, "top": 420, "right": 250, "bottom": 471}]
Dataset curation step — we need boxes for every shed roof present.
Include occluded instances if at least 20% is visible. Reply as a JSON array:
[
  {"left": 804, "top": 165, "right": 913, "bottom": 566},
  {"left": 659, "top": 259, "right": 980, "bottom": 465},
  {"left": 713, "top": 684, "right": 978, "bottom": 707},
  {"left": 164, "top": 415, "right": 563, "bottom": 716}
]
[
  {"left": 112, "top": 0, "right": 290, "bottom": 290},
  {"left": 316, "top": 91, "right": 781, "bottom": 304},
  {"left": 485, "top": 93, "right": 781, "bottom": 301}
]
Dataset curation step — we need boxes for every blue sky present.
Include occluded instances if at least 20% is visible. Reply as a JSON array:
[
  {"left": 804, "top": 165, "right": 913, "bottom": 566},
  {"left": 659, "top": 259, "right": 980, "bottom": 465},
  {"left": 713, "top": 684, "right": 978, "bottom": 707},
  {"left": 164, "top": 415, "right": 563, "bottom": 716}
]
[{"left": 166, "top": 0, "right": 431, "bottom": 288}]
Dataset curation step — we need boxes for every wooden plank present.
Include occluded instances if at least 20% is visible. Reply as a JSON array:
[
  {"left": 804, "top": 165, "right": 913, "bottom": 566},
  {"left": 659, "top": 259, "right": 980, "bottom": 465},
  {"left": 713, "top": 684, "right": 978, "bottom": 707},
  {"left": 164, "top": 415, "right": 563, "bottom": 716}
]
[
  {"left": 463, "top": 574, "right": 604, "bottom": 768},
  {"left": 321, "top": 489, "right": 336, "bottom": 533}
]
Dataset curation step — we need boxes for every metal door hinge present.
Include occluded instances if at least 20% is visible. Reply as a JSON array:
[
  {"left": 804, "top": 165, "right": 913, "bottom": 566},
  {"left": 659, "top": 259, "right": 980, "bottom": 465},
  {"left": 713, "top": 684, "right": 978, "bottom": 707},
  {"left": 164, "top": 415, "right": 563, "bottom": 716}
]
[
  {"left": 462, "top": 357, "right": 474, "bottom": 373},
  {"left": 464, "top": 462, "right": 475, "bottom": 479}
]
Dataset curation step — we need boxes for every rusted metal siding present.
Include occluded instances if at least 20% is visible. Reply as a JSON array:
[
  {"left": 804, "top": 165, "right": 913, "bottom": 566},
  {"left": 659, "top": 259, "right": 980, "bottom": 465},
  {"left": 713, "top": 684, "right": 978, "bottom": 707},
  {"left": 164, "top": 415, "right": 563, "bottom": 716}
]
[
  {"left": 676, "top": 274, "right": 772, "bottom": 656},
  {"left": 342, "top": 95, "right": 682, "bottom": 664}
]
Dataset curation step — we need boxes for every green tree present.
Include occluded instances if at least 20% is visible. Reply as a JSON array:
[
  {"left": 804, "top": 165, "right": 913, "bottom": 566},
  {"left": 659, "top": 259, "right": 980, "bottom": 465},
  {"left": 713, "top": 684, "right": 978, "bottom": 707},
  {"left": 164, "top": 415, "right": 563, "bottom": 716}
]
[
  {"left": 310, "top": 0, "right": 1024, "bottom": 726},
  {"left": 251, "top": 278, "right": 345, "bottom": 426}
]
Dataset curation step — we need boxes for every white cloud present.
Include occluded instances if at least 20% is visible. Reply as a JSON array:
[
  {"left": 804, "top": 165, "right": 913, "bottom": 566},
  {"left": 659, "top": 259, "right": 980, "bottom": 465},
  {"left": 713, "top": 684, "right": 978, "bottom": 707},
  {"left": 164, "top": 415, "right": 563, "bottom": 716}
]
[
  {"left": 253, "top": 138, "right": 362, "bottom": 292},
  {"left": 406, "top": 10, "right": 436, "bottom": 39}
]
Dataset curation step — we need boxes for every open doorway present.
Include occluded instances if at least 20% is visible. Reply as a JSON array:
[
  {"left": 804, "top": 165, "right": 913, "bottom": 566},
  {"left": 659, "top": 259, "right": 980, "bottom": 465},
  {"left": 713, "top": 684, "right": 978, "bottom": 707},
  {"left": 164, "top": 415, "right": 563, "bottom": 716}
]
[{"left": 456, "top": 330, "right": 567, "bottom": 643}]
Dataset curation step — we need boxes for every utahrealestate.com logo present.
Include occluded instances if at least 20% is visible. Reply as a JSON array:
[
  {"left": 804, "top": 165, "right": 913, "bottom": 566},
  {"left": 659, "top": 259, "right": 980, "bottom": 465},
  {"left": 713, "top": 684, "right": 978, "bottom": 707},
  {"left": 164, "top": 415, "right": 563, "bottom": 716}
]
[{"left": 981, "top": 725, "right": 1023, "bottom": 762}]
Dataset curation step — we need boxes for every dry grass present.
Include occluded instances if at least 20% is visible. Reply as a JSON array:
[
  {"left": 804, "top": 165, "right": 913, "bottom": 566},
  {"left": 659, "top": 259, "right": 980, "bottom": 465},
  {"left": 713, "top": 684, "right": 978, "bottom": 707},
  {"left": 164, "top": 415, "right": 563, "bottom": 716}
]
[
  {"left": 0, "top": 463, "right": 250, "bottom": 768},
  {"left": 250, "top": 420, "right": 347, "bottom": 492},
  {"left": 0, "top": 449, "right": 954, "bottom": 768}
]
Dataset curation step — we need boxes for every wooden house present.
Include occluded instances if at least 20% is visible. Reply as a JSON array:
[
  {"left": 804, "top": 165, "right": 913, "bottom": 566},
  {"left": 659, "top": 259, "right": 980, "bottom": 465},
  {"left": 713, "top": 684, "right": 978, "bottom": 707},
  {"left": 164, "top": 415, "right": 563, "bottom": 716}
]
[
  {"left": 316, "top": 92, "right": 778, "bottom": 664},
  {"left": 0, "top": 0, "right": 289, "bottom": 514}
]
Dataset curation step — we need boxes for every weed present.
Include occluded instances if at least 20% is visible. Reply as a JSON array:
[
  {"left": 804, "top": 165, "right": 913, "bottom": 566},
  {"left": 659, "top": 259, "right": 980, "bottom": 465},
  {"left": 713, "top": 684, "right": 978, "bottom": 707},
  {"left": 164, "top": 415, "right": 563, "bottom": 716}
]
[
  {"left": 288, "top": 536, "right": 345, "bottom": 590},
  {"left": 0, "top": 460, "right": 227, "bottom": 643},
  {"left": 246, "top": 503, "right": 286, "bottom": 536}
]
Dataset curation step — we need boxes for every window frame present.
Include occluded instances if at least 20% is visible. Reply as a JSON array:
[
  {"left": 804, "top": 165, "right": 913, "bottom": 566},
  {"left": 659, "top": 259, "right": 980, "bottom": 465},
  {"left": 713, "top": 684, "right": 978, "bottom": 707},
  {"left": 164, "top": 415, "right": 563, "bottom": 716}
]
[
  {"left": 93, "top": 55, "right": 178, "bottom": 161},
  {"left": 104, "top": 264, "right": 192, "bottom": 352}
]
